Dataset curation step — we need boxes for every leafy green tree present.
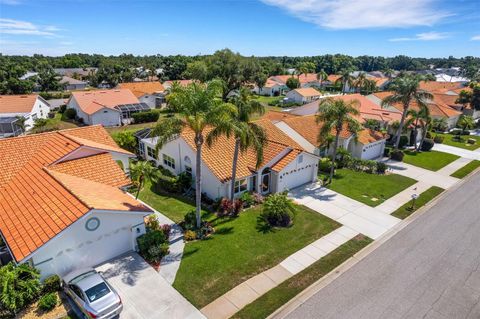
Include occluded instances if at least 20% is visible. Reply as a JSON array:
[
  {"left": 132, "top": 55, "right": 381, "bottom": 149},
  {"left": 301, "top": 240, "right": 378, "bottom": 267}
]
[
  {"left": 152, "top": 80, "right": 236, "bottom": 228},
  {"left": 286, "top": 77, "right": 300, "bottom": 90},
  {"left": 207, "top": 86, "right": 266, "bottom": 201},
  {"left": 297, "top": 62, "right": 315, "bottom": 78},
  {"left": 183, "top": 61, "right": 208, "bottom": 82},
  {"left": 457, "top": 115, "right": 475, "bottom": 131},
  {"left": 316, "top": 98, "right": 362, "bottom": 184},
  {"left": 129, "top": 160, "right": 159, "bottom": 200},
  {"left": 381, "top": 75, "right": 433, "bottom": 150},
  {"left": 0, "top": 263, "right": 41, "bottom": 315},
  {"left": 112, "top": 131, "right": 137, "bottom": 153},
  {"left": 36, "top": 63, "right": 60, "bottom": 92}
]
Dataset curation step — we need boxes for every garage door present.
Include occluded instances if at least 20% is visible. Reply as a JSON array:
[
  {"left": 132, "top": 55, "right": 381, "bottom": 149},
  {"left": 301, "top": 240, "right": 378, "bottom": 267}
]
[
  {"left": 282, "top": 165, "right": 315, "bottom": 190},
  {"left": 362, "top": 142, "right": 384, "bottom": 160}
]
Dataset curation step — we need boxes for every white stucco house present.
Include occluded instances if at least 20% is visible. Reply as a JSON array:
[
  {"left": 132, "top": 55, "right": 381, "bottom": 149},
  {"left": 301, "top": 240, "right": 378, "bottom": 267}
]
[
  {"left": 118, "top": 81, "right": 166, "bottom": 109},
  {"left": 253, "top": 78, "right": 288, "bottom": 96},
  {"left": 138, "top": 119, "right": 319, "bottom": 200},
  {"left": 67, "top": 89, "right": 150, "bottom": 126},
  {"left": 286, "top": 88, "right": 322, "bottom": 104},
  {"left": 0, "top": 125, "right": 151, "bottom": 279},
  {"left": 0, "top": 94, "right": 51, "bottom": 138}
]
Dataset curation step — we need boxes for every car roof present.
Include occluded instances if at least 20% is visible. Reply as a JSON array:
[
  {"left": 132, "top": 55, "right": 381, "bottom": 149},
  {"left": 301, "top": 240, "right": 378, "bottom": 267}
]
[{"left": 75, "top": 272, "right": 107, "bottom": 292}]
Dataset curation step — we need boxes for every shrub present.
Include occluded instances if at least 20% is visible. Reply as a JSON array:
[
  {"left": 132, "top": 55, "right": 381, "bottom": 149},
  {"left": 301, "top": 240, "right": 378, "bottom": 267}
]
[
  {"left": 376, "top": 162, "right": 388, "bottom": 174},
  {"left": 58, "top": 104, "right": 67, "bottom": 113},
  {"left": 398, "top": 135, "right": 409, "bottom": 149},
  {"left": 420, "top": 138, "right": 434, "bottom": 151},
  {"left": 183, "top": 211, "right": 197, "bottom": 230},
  {"left": 383, "top": 147, "right": 391, "bottom": 157},
  {"left": 161, "top": 224, "right": 172, "bottom": 238},
  {"left": 240, "top": 192, "right": 255, "bottom": 207},
  {"left": 390, "top": 149, "right": 404, "bottom": 161},
  {"left": 364, "top": 160, "right": 377, "bottom": 174},
  {"left": 252, "top": 192, "right": 264, "bottom": 204},
  {"left": 64, "top": 108, "right": 77, "bottom": 120},
  {"left": 426, "top": 131, "right": 432, "bottom": 138},
  {"left": 38, "top": 292, "right": 58, "bottom": 311},
  {"left": 145, "top": 214, "right": 160, "bottom": 231},
  {"left": 132, "top": 110, "right": 160, "bottom": 123},
  {"left": 112, "top": 131, "right": 137, "bottom": 153},
  {"left": 467, "top": 138, "right": 476, "bottom": 145},
  {"left": 218, "top": 198, "right": 243, "bottom": 216},
  {"left": 137, "top": 230, "right": 169, "bottom": 263},
  {"left": 318, "top": 157, "right": 333, "bottom": 173},
  {"left": 261, "top": 193, "right": 295, "bottom": 227},
  {"left": 0, "top": 263, "right": 41, "bottom": 314},
  {"left": 184, "top": 230, "right": 196, "bottom": 241},
  {"left": 42, "top": 275, "right": 61, "bottom": 293},
  {"left": 433, "top": 135, "right": 444, "bottom": 143}
]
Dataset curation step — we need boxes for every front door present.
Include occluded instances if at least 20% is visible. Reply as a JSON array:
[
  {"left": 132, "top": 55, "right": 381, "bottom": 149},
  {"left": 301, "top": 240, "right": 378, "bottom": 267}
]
[{"left": 261, "top": 173, "right": 270, "bottom": 194}]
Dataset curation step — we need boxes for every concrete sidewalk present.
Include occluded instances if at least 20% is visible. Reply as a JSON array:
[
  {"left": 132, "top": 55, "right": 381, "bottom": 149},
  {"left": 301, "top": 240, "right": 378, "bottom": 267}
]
[
  {"left": 433, "top": 143, "right": 480, "bottom": 160},
  {"left": 437, "top": 157, "right": 473, "bottom": 176}
]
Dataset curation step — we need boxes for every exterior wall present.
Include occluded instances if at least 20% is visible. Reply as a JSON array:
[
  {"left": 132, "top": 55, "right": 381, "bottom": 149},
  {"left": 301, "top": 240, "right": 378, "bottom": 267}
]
[
  {"left": 1, "top": 97, "right": 51, "bottom": 131},
  {"left": 64, "top": 83, "right": 87, "bottom": 91},
  {"left": 254, "top": 84, "right": 287, "bottom": 97},
  {"left": 67, "top": 97, "right": 91, "bottom": 125},
  {"left": 29, "top": 210, "right": 147, "bottom": 279},
  {"left": 90, "top": 108, "right": 121, "bottom": 126},
  {"left": 276, "top": 152, "right": 318, "bottom": 192},
  {"left": 141, "top": 136, "right": 229, "bottom": 200},
  {"left": 139, "top": 94, "right": 164, "bottom": 109},
  {"left": 286, "top": 91, "right": 320, "bottom": 104}
]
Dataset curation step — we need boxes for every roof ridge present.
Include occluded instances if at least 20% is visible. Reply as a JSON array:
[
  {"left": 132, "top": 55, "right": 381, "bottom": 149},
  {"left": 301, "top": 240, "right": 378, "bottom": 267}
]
[{"left": 43, "top": 168, "right": 92, "bottom": 209}]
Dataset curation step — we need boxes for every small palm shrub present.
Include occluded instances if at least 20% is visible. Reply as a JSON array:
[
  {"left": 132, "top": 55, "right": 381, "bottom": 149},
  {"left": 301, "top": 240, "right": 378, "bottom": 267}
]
[
  {"left": 42, "top": 275, "right": 61, "bottom": 293},
  {"left": 318, "top": 157, "right": 333, "bottom": 173},
  {"left": 376, "top": 162, "right": 388, "bottom": 174},
  {"left": 38, "top": 292, "right": 58, "bottom": 311},
  {"left": 420, "top": 138, "right": 434, "bottom": 151},
  {"left": 261, "top": 193, "right": 295, "bottom": 227}
]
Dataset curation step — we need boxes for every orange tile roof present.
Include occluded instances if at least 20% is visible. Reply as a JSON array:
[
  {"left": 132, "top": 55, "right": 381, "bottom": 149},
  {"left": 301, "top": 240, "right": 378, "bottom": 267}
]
[
  {"left": 118, "top": 82, "right": 165, "bottom": 97},
  {"left": 418, "top": 81, "right": 464, "bottom": 93},
  {"left": 179, "top": 119, "right": 304, "bottom": 182},
  {"left": 70, "top": 89, "right": 139, "bottom": 115},
  {"left": 263, "top": 78, "right": 284, "bottom": 88},
  {"left": 0, "top": 126, "right": 149, "bottom": 262},
  {"left": 273, "top": 73, "right": 319, "bottom": 85},
  {"left": 292, "top": 87, "right": 321, "bottom": 97},
  {"left": 0, "top": 94, "right": 39, "bottom": 114},
  {"left": 261, "top": 111, "right": 298, "bottom": 123},
  {"left": 327, "top": 75, "right": 341, "bottom": 83}
]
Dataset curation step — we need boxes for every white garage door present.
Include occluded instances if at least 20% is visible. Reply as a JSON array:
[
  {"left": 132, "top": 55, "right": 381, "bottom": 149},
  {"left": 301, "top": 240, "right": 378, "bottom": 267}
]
[
  {"left": 282, "top": 165, "right": 315, "bottom": 190},
  {"left": 362, "top": 142, "right": 384, "bottom": 160}
]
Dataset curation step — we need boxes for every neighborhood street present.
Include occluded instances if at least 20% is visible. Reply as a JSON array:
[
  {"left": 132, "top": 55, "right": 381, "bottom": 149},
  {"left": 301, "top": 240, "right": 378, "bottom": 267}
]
[{"left": 279, "top": 171, "right": 480, "bottom": 319}]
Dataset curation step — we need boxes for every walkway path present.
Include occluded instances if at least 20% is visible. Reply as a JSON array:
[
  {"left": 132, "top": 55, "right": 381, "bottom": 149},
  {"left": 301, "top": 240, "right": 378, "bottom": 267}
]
[
  {"left": 433, "top": 143, "right": 480, "bottom": 160},
  {"left": 437, "top": 157, "right": 473, "bottom": 176},
  {"left": 200, "top": 226, "right": 359, "bottom": 319}
]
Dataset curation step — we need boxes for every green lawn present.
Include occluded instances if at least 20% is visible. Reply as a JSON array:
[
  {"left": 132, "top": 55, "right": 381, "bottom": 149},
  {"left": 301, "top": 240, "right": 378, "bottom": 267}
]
[
  {"left": 252, "top": 95, "right": 284, "bottom": 105},
  {"left": 391, "top": 186, "right": 444, "bottom": 219},
  {"left": 232, "top": 235, "right": 373, "bottom": 319},
  {"left": 322, "top": 169, "right": 417, "bottom": 207},
  {"left": 30, "top": 112, "right": 79, "bottom": 134},
  {"left": 433, "top": 133, "right": 480, "bottom": 150},
  {"left": 402, "top": 150, "right": 460, "bottom": 171},
  {"left": 450, "top": 160, "right": 480, "bottom": 179},
  {"left": 106, "top": 122, "right": 157, "bottom": 135},
  {"left": 137, "top": 182, "right": 208, "bottom": 223},
  {"left": 173, "top": 204, "right": 341, "bottom": 308}
]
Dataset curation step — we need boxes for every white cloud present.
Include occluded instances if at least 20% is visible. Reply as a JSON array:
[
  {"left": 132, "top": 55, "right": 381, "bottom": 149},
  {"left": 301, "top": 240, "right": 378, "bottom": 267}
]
[
  {"left": 472, "top": 35, "right": 480, "bottom": 41},
  {"left": 389, "top": 31, "right": 450, "bottom": 41},
  {"left": 260, "top": 0, "right": 450, "bottom": 29},
  {"left": 0, "top": 18, "right": 60, "bottom": 36}
]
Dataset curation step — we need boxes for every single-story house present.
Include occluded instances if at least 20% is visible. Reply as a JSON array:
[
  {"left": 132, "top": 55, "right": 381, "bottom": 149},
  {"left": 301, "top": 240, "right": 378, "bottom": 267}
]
[
  {"left": 0, "top": 125, "right": 151, "bottom": 279},
  {"left": 59, "top": 76, "right": 88, "bottom": 91},
  {"left": 253, "top": 78, "right": 288, "bottom": 96},
  {"left": 139, "top": 119, "right": 319, "bottom": 200},
  {"left": 118, "top": 81, "right": 166, "bottom": 109},
  {"left": 254, "top": 74, "right": 325, "bottom": 96},
  {"left": 286, "top": 88, "right": 322, "bottom": 104},
  {"left": 274, "top": 114, "right": 387, "bottom": 160},
  {"left": 54, "top": 68, "right": 97, "bottom": 80},
  {"left": 67, "top": 89, "right": 150, "bottom": 126},
  {"left": 0, "top": 94, "right": 51, "bottom": 138}
]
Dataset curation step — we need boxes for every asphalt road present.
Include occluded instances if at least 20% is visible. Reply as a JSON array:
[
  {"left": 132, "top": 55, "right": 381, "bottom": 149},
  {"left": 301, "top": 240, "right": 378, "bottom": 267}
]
[{"left": 282, "top": 171, "right": 480, "bottom": 319}]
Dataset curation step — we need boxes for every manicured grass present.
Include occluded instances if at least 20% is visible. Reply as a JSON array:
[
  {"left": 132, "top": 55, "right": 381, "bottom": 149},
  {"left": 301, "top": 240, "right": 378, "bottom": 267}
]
[
  {"left": 30, "top": 112, "right": 79, "bottom": 134},
  {"left": 252, "top": 95, "right": 284, "bottom": 105},
  {"left": 391, "top": 186, "right": 444, "bottom": 219},
  {"left": 106, "top": 122, "right": 157, "bottom": 135},
  {"left": 137, "top": 182, "right": 207, "bottom": 223},
  {"left": 402, "top": 150, "right": 460, "bottom": 171},
  {"left": 173, "top": 204, "right": 341, "bottom": 308},
  {"left": 433, "top": 133, "right": 480, "bottom": 150},
  {"left": 321, "top": 168, "right": 417, "bottom": 207},
  {"left": 232, "top": 235, "right": 373, "bottom": 319},
  {"left": 450, "top": 160, "right": 480, "bottom": 179}
]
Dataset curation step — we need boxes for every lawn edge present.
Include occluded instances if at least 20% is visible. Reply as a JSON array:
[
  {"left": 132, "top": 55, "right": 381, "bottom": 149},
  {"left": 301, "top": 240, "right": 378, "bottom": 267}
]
[
  {"left": 450, "top": 160, "right": 480, "bottom": 179},
  {"left": 268, "top": 171, "right": 475, "bottom": 319}
]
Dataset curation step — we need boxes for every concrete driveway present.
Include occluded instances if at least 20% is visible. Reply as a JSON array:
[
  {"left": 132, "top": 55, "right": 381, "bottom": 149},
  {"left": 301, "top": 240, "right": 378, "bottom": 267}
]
[{"left": 96, "top": 252, "right": 205, "bottom": 319}]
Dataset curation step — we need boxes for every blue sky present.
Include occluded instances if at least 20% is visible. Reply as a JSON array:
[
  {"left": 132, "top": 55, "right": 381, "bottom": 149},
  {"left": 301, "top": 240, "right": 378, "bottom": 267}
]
[{"left": 0, "top": 0, "right": 479, "bottom": 57}]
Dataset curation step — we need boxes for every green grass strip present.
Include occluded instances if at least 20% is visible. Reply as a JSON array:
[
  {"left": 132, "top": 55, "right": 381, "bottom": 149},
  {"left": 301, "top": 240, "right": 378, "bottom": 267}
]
[
  {"left": 450, "top": 160, "right": 480, "bottom": 179},
  {"left": 391, "top": 186, "right": 444, "bottom": 219},
  {"left": 232, "top": 235, "right": 373, "bottom": 319}
]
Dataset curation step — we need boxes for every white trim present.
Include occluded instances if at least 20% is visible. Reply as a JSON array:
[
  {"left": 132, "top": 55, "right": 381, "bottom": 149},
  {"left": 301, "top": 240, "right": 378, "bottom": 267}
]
[{"left": 52, "top": 145, "right": 134, "bottom": 165}]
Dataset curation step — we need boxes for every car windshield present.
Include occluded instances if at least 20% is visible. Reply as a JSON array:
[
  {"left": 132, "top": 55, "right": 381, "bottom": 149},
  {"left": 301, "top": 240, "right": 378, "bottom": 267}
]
[{"left": 85, "top": 282, "right": 111, "bottom": 303}]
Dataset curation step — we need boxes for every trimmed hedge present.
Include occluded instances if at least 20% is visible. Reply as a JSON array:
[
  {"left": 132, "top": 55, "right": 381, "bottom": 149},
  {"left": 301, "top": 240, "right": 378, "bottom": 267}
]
[
  {"left": 132, "top": 110, "right": 160, "bottom": 123},
  {"left": 420, "top": 138, "right": 434, "bottom": 151},
  {"left": 390, "top": 149, "right": 404, "bottom": 161}
]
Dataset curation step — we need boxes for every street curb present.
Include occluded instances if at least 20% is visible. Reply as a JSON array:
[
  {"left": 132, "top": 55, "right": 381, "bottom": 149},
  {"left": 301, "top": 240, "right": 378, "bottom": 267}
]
[{"left": 268, "top": 168, "right": 480, "bottom": 319}]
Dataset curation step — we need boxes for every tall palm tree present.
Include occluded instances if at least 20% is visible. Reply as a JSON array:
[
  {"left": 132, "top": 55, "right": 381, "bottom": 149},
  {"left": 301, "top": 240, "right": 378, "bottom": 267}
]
[
  {"left": 335, "top": 70, "right": 354, "bottom": 94},
  {"left": 316, "top": 98, "right": 362, "bottom": 184},
  {"left": 406, "top": 105, "right": 429, "bottom": 150},
  {"left": 418, "top": 106, "right": 432, "bottom": 151},
  {"left": 152, "top": 80, "right": 236, "bottom": 228},
  {"left": 317, "top": 69, "right": 328, "bottom": 88},
  {"left": 206, "top": 87, "right": 266, "bottom": 201},
  {"left": 381, "top": 75, "right": 433, "bottom": 150},
  {"left": 130, "top": 161, "right": 159, "bottom": 200},
  {"left": 354, "top": 72, "right": 367, "bottom": 93}
]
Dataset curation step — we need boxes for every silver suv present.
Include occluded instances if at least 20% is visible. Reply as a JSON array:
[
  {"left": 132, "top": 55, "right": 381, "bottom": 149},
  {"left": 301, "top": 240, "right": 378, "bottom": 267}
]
[{"left": 63, "top": 268, "right": 123, "bottom": 319}]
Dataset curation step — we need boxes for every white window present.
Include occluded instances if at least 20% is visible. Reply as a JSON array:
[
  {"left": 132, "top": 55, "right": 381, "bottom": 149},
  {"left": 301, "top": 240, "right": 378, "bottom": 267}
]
[
  {"left": 234, "top": 178, "right": 248, "bottom": 194},
  {"left": 163, "top": 154, "right": 175, "bottom": 169},
  {"left": 147, "top": 146, "right": 155, "bottom": 158}
]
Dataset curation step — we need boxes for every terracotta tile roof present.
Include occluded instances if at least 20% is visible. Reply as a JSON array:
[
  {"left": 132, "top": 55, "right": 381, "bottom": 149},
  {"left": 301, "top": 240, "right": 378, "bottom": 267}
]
[
  {"left": 70, "top": 89, "right": 139, "bottom": 115},
  {"left": 261, "top": 111, "right": 298, "bottom": 123},
  {"left": 263, "top": 78, "right": 284, "bottom": 88},
  {"left": 357, "top": 129, "right": 385, "bottom": 144},
  {"left": 179, "top": 119, "right": 304, "bottom": 182},
  {"left": 371, "top": 77, "right": 390, "bottom": 87},
  {"left": 327, "top": 75, "right": 341, "bottom": 83},
  {"left": 273, "top": 73, "right": 319, "bottom": 85},
  {"left": 271, "top": 149, "right": 302, "bottom": 172},
  {"left": 60, "top": 125, "right": 121, "bottom": 148},
  {"left": 118, "top": 82, "right": 165, "bottom": 97},
  {"left": 418, "top": 81, "right": 464, "bottom": 93},
  {"left": 49, "top": 153, "right": 130, "bottom": 188},
  {"left": 292, "top": 88, "right": 321, "bottom": 97},
  {"left": 0, "top": 126, "right": 149, "bottom": 262},
  {"left": 0, "top": 94, "right": 39, "bottom": 114}
]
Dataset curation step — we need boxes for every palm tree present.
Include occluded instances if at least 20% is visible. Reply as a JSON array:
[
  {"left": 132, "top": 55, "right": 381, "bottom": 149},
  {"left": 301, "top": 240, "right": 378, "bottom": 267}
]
[
  {"left": 457, "top": 115, "right": 475, "bottom": 132},
  {"left": 406, "top": 105, "right": 429, "bottom": 150},
  {"left": 130, "top": 161, "right": 159, "bottom": 200},
  {"left": 151, "top": 80, "right": 236, "bottom": 228},
  {"left": 418, "top": 106, "right": 432, "bottom": 151},
  {"left": 354, "top": 72, "right": 367, "bottom": 93},
  {"left": 317, "top": 69, "right": 328, "bottom": 88},
  {"left": 432, "top": 117, "right": 448, "bottom": 132},
  {"left": 14, "top": 116, "right": 26, "bottom": 135},
  {"left": 362, "top": 79, "right": 377, "bottom": 95},
  {"left": 381, "top": 75, "right": 433, "bottom": 150},
  {"left": 383, "top": 68, "right": 395, "bottom": 79},
  {"left": 335, "top": 70, "right": 354, "bottom": 94},
  {"left": 207, "top": 87, "right": 267, "bottom": 201},
  {"left": 316, "top": 98, "right": 362, "bottom": 184}
]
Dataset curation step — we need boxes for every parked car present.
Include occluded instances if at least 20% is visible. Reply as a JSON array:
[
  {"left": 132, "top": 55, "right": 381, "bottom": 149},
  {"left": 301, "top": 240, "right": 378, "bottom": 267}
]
[{"left": 63, "top": 268, "right": 123, "bottom": 319}]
